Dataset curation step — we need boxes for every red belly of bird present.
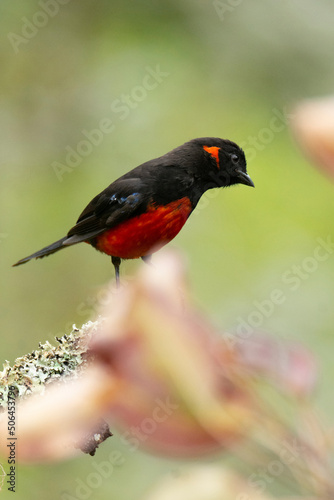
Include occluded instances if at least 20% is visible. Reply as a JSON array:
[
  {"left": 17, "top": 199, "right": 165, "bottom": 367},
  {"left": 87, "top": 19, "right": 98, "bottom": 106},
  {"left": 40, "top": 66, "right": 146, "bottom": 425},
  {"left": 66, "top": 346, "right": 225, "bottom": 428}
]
[{"left": 94, "top": 197, "right": 192, "bottom": 259}]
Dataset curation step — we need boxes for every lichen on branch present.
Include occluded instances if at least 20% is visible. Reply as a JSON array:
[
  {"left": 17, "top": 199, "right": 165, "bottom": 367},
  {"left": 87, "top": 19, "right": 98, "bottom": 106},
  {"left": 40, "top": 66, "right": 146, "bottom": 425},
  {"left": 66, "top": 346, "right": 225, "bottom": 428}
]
[{"left": 0, "top": 320, "right": 102, "bottom": 409}]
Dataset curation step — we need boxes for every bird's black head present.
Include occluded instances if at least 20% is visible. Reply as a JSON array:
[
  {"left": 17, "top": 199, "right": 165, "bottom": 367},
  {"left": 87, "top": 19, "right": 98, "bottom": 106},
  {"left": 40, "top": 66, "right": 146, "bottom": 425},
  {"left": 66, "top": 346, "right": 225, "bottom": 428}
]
[{"left": 185, "top": 137, "right": 254, "bottom": 190}]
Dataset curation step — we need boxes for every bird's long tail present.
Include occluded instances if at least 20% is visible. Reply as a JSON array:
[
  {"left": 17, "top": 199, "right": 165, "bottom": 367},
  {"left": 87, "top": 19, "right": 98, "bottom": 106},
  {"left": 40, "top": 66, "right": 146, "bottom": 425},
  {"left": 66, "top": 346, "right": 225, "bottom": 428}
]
[{"left": 12, "top": 237, "right": 69, "bottom": 267}]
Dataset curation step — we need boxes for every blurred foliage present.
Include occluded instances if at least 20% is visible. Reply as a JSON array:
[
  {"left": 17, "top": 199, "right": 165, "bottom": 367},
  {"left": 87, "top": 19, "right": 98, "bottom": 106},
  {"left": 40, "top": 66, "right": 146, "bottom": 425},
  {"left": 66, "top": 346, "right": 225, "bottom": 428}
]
[{"left": 2, "top": 1, "right": 334, "bottom": 499}]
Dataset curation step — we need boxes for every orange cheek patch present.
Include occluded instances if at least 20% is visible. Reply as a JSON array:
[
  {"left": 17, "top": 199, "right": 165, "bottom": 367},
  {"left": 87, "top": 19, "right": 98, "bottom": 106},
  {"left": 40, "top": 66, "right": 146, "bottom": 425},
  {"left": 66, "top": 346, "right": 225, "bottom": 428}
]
[{"left": 203, "top": 146, "right": 220, "bottom": 169}]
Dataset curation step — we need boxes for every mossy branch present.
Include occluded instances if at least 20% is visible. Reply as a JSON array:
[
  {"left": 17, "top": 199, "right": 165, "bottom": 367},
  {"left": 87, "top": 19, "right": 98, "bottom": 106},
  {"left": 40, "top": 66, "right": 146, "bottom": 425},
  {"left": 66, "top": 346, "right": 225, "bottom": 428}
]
[{"left": 0, "top": 318, "right": 111, "bottom": 456}]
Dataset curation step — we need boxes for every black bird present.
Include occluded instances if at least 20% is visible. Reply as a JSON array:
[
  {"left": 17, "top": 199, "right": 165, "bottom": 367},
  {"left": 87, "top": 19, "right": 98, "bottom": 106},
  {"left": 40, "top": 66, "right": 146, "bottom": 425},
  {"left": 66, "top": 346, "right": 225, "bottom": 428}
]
[{"left": 13, "top": 137, "right": 254, "bottom": 285}]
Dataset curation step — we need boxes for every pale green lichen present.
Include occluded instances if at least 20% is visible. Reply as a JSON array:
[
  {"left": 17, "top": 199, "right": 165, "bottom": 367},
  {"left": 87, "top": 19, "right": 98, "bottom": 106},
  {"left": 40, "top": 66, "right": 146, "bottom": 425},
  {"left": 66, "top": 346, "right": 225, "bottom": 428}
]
[{"left": 0, "top": 319, "right": 103, "bottom": 409}]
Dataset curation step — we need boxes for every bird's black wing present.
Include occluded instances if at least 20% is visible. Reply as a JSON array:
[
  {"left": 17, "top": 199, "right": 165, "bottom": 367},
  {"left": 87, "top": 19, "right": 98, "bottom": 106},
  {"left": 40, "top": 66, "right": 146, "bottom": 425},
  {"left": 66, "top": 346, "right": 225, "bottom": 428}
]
[{"left": 64, "top": 178, "right": 149, "bottom": 244}]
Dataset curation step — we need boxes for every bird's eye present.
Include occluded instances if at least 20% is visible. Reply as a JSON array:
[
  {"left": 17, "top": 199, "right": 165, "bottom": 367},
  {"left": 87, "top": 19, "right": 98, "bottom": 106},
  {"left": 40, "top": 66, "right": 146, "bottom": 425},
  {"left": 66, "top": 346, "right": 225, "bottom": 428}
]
[{"left": 231, "top": 154, "right": 239, "bottom": 164}]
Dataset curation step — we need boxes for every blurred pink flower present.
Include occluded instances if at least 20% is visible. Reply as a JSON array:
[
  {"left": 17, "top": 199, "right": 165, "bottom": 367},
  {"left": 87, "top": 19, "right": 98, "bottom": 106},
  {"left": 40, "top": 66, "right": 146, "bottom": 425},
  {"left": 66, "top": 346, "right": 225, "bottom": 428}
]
[
  {"left": 235, "top": 333, "right": 317, "bottom": 397},
  {"left": 292, "top": 96, "right": 334, "bottom": 179},
  {"left": 0, "top": 251, "right": 319, "bottom": 465},
  {"left": 91, "top": 251, "right": 253, "bottom": 457}
]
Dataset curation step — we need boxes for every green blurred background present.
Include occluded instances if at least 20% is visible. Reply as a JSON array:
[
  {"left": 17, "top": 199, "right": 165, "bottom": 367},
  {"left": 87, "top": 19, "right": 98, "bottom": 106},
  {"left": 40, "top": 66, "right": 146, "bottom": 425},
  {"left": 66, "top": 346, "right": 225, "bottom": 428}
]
[{"left": 2, "top": 0, "right": 334, "bottom": 498}]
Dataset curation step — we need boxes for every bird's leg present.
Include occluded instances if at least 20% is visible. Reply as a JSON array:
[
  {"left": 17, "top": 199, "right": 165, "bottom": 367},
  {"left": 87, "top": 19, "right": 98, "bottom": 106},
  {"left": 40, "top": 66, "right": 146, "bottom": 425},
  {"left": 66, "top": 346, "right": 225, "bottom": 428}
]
[
  {"left": 141, "top": 255, "right": 153, "bottom": 266},
  {"left": 111, "top": 256, "right": 121, "bottom": 287}
]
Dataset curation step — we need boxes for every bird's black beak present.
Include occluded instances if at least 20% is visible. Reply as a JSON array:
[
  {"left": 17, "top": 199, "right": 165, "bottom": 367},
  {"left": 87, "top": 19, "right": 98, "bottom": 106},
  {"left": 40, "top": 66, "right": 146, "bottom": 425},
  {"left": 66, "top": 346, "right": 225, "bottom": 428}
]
[{"left": 236, "top": 170, "right": 255, "bottom": 187}]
